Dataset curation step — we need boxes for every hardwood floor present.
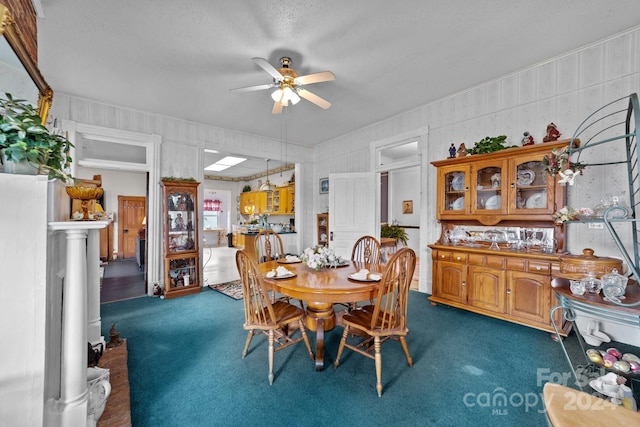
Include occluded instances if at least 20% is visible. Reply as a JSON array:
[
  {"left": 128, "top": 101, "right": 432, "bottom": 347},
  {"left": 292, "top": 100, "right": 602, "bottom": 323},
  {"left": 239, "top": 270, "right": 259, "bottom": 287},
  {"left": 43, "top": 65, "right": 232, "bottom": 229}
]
[{"left": 101, "top": 258, "right": 146, "bottom": 303}]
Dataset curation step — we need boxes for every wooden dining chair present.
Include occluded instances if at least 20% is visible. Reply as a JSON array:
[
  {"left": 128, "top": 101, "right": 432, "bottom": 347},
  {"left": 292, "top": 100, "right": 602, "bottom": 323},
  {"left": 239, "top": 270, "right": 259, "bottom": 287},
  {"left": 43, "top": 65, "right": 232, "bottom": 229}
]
[
  {"left": 341, "top": 235, "right": 382, "bottom": 310},
  {"left": 254, "top": 229, "right": 284, "bottom": 263},
  {"left": 351, "top": 235, "right": 382, "bottom": 265},
  {"left": 334, "top": 247, "right": 416, "bottom": 396},
  {"left": 235, "top": 250, "right": 314, "bottom": 384}
]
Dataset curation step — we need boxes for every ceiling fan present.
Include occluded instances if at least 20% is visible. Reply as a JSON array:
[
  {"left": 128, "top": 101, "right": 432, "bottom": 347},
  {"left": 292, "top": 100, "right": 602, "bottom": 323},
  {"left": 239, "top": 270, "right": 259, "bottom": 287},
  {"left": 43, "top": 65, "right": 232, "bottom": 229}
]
[{"left": 230, "top": 57, "right": 335, "bottom": 114}]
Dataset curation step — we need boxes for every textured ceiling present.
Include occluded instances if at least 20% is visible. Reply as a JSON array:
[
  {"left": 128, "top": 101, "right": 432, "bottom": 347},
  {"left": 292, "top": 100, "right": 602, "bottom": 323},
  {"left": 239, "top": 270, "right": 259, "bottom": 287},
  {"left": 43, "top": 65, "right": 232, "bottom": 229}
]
[{"left": 36, "top": 1, "right": 640, "bottom": 175}]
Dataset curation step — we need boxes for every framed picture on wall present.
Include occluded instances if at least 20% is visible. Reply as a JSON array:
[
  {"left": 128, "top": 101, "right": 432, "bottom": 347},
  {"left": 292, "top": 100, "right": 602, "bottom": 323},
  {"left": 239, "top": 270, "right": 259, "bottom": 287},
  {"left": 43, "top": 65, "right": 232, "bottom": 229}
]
[
  {"left": 402, "top": 200, "right": 413, "bottom": 214},
  {"left": 320, "top": 177, "right": 329, "bottom": 194}
]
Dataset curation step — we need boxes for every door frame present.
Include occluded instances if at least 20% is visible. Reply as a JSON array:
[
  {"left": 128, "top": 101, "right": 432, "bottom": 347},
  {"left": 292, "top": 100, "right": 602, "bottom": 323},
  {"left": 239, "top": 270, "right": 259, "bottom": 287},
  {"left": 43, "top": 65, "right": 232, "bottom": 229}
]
[
  {"left": 370, "top": 126, "right": 429, "bottom": 292},
  {"left": 64, "top": 121, "right": 162, "bottom": 296}
]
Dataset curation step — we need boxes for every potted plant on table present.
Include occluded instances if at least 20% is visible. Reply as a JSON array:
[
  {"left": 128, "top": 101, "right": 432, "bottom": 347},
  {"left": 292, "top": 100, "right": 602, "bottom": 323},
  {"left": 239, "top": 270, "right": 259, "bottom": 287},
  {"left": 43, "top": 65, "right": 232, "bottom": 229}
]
[
  {"left": 381, "top": 223, "right": 409, "bottom": 246},
  {"left": 0, "top": 92, "right": 73, "bottom": 182}
]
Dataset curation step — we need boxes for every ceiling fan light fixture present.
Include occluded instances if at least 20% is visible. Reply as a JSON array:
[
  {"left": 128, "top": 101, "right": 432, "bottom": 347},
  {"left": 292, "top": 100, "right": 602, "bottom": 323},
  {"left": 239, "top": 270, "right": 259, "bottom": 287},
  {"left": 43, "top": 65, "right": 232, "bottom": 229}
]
[{"left": 271, "top": 88, "right": 283, "bottom": 103}]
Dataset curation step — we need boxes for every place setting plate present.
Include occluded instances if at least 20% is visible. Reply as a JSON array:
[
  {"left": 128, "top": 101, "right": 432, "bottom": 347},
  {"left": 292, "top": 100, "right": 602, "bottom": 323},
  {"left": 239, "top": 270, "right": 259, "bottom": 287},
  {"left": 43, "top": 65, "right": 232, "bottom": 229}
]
[
  {"left": 277, "top": 257, "right": 302, "bottom": 264},
  {"left": 348, "top": 270, "right": 382, "bottom": 282},
  {"left": 266, "top": 266, "right": 297, "bottom": 279}
]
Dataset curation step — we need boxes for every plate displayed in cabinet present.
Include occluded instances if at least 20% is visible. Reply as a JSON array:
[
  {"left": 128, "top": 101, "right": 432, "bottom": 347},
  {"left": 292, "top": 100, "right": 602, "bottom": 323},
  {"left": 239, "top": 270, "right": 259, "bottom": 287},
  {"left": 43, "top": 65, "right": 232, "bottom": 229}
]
[
  {"left": 485, "top": 195, "right": 501, "bottom": 210},
  {"left": 525, "top": 192, "right": 546, "bottom": 209},
  {"left": 451, "top": 173, "right": 465, "bottom": 191},
  {"left": 451, "top": 197, "right": 465, "bottom": 210},
  {"left": 516, "top": 169, "right": 535, "bottom": 186}
]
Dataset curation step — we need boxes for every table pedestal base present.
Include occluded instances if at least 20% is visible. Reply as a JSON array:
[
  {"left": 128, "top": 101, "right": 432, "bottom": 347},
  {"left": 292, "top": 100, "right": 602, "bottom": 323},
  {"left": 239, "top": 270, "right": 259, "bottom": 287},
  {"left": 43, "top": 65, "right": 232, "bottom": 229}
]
[{"left": 305, "top": 302, "right": 336, "bottom": 371}]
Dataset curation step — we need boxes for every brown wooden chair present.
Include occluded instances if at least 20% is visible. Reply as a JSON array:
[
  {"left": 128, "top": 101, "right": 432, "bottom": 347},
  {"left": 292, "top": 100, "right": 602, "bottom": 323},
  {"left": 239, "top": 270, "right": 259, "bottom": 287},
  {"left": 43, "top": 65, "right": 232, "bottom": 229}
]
[
  {"left": 342, "top": 235, "right": 382, "bottom": 310},
  {"left": 351, "top": 235, "right": 381, "bottom": 265},
  {"left": 334, "top": 247, "right": 416, "bottom": 396},
  {"left": 235, "top": 250, "right": 314, "bottom": 384},
  {"left": 254, "top": 229, "right": 284, "bottom": 263}
]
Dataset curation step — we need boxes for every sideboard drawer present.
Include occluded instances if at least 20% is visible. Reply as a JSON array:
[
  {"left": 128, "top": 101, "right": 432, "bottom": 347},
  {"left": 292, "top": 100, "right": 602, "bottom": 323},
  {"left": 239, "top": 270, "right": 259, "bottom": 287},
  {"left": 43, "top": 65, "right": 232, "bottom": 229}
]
[{"left": 528, "top": 260, "right": 551, "bottom": 274}]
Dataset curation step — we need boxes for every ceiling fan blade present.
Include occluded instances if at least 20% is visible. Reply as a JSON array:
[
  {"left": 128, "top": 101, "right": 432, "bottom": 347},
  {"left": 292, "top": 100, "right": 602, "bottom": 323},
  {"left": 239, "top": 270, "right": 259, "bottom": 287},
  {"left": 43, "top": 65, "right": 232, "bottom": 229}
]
[
  {"left": 294, "top": 71, "right": 336, "bottom": 86},
  {"left": 252, "top": 57, "right": 283, "bottom": 81},
  {"left": 272, "top": 101, "right": 283, "bottom": 114},
  {"left": 297, "top": 89, "right": 331, "bottom": 109},
  {"left": 229, "top": 83, "right": 275, "bottom": 93}
]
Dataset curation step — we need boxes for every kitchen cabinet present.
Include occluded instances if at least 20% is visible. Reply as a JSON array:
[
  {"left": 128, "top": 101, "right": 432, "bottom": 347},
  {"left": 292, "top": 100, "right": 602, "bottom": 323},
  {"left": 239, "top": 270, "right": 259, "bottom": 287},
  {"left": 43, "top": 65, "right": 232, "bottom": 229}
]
[
  {"left": 239, "top": 190, "right": 267, "bottom": 215},
  {"left": 272, "top": 184, "right": 295, "bottom": 214},
  {"left": 240, "top": 186, "right": 295, "bottom": 215},
  {"left": 429, "top": 140, "right": 576, "bottom": 335},
  {"left": 162, "top": 179, "right": 200, "bottom": 299}
]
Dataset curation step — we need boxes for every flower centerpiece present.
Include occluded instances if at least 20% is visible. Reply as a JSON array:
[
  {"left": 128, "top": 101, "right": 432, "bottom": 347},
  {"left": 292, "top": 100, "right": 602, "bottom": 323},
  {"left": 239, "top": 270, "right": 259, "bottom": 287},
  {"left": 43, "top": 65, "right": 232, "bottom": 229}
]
[
  {"left": 300, "top": 245, "right": 344, "bottom": 270},
  {"left": 552, "top": 206, "right": 594, "bottom": 224},
  {"left": 543, "top": 146, "right": 586, "bottom": 177}
]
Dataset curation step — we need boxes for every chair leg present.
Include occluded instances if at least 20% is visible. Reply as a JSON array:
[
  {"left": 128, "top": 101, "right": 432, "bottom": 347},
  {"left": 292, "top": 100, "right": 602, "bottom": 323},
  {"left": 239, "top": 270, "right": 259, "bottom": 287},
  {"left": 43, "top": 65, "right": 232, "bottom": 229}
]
[
  {"left": 268, "top": 330, "right": 275, "bottom": 385},
  {"left": 399, "top": 336, "right": 413, "bottom": 367},
  {"left": 242, "top": 330, "right": 253, "bottom": 358},
  {"left": 334, "top": 326, "right": 350, "bottom": 369},
  {"left": 298, "top": 319, "right": 314, "bottom": 360},
  {"left": 374, "top": 336, "right": 383, "bottom": 397}
]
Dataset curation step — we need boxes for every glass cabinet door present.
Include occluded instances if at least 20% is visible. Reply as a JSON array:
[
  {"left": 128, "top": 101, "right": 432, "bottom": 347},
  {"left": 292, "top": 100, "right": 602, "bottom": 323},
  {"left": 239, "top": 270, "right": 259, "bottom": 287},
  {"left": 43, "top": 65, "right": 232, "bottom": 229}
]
[
  {"left": 473, "top": 162, "right": 505, "bottom": 211},
  {"left": 442, "top": 168, "right": 468, "bottom": 213},
  {"left": 512, "top": 159, "right": 549, "bottom": 212},
  {"left": 166, "top": 256, "right": 198, "bottom": 290},
  {"left": 166, "top": 191, "right": 196, "bottom": 253}
]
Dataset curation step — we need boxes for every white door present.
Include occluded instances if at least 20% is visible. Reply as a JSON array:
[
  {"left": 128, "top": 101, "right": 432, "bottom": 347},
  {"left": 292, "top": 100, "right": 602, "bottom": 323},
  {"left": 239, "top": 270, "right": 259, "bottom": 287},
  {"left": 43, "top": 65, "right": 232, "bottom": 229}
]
[{"left": 329, "top": 173, "right": 377, "bottom": 259}]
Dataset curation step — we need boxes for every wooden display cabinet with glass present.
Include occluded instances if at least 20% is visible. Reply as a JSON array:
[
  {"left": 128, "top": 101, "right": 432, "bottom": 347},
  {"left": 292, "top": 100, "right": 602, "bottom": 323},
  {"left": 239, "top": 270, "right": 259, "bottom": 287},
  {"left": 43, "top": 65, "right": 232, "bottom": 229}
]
[
  {"left": 162, "top": 179, "right": 200, "bottom": 299},
  {"left": 429, "top": 139, "right": 577, "bottom": 336},
  {"left": 317, "top": 213, "right": 328, "bottom": 247}
]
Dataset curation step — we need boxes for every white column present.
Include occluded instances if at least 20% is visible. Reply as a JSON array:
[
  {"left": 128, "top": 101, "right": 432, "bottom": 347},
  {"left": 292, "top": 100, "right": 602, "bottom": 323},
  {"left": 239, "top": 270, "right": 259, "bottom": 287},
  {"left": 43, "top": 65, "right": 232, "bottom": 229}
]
[
  {"left": 86, "top": 229, "right": 103, "bottom": 346},
  {"left": 48, "top": 221, "right": 107, "bottom": 427}
]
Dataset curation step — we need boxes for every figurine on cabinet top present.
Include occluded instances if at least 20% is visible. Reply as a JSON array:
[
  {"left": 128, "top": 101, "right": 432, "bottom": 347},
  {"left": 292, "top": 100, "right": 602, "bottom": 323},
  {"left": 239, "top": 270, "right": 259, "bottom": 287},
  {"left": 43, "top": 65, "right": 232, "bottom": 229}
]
[
  {"left": 543, "top": 123, "right": 561, "bottom": 142},
  {"left": 449, "top": 143, "right": 456, "bottom": 158},
  {"left": 457, "top": 143, "right": 468, "bottom": 157},
  {"left": 521, "top": 131, "right": 535, "bottom": 146}
]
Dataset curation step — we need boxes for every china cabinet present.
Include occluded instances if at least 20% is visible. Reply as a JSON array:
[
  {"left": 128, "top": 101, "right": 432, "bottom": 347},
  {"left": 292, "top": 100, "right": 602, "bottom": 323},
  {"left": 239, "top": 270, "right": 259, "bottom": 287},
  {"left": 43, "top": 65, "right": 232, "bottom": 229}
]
[
  {"left": 317, "top": 213, "right": 329, "bottom": 247},
  {"left": 429, "top": 139, "right": 576, "bottom": 335},
  {"left": 162, "top": 179, "right": 200, "bottom": 299}
]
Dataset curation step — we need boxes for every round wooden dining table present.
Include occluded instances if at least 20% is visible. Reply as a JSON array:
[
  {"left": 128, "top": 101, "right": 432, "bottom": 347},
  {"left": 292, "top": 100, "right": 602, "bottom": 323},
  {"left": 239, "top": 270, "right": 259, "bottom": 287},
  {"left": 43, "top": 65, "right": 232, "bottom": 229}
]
[{"left": 257, "top": 259, "right": 382, "bottom": 370}]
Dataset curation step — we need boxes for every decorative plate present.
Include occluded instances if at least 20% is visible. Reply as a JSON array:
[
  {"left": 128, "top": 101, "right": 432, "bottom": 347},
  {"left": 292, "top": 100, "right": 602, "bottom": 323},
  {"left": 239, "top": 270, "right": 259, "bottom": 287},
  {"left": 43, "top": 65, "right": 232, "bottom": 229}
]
[
  {"left": 485, "top": 195, "right": 501, "bottom": 210},
  {"left": 451, "top": 173, "right": 465, "bottom": 191},
  {"left": 451, "top": 197, "right": 465, "bottom": 211},
  {"left": 525, "top": 192, "right": 546, "bottom": 209},
  {"left": 516, "top": 169, "right": 535, "bottom": 186}
]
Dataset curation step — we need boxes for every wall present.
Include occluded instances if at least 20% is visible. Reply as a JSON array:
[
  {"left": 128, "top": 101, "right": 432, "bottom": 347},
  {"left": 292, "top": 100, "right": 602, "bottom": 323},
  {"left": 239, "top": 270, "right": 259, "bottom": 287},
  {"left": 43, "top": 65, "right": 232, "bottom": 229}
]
[
  {"left": 388, "top": 166, "right": 420, "bottom": 255},
  {"left": 314, "top": 26, "right": 640, "bottom": 293}
]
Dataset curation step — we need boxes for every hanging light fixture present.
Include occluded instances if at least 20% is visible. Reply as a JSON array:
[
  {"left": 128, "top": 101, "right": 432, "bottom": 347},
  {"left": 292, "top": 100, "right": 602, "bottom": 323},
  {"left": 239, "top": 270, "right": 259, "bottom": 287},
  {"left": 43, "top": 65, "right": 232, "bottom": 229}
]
[
  {"left": 260, "top": 159, "right": 276, "bottom": 192},
  {"left": 271, "top": 83, "right": 300, "bottom": 106}
]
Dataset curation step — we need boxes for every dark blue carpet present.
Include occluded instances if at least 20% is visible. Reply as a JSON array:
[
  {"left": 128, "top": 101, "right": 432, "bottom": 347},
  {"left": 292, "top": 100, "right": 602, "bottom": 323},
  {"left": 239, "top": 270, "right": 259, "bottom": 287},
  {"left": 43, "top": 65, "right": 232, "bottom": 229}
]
[{"left": 101, "top": 288, "right": 584, "bottom": 426}]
